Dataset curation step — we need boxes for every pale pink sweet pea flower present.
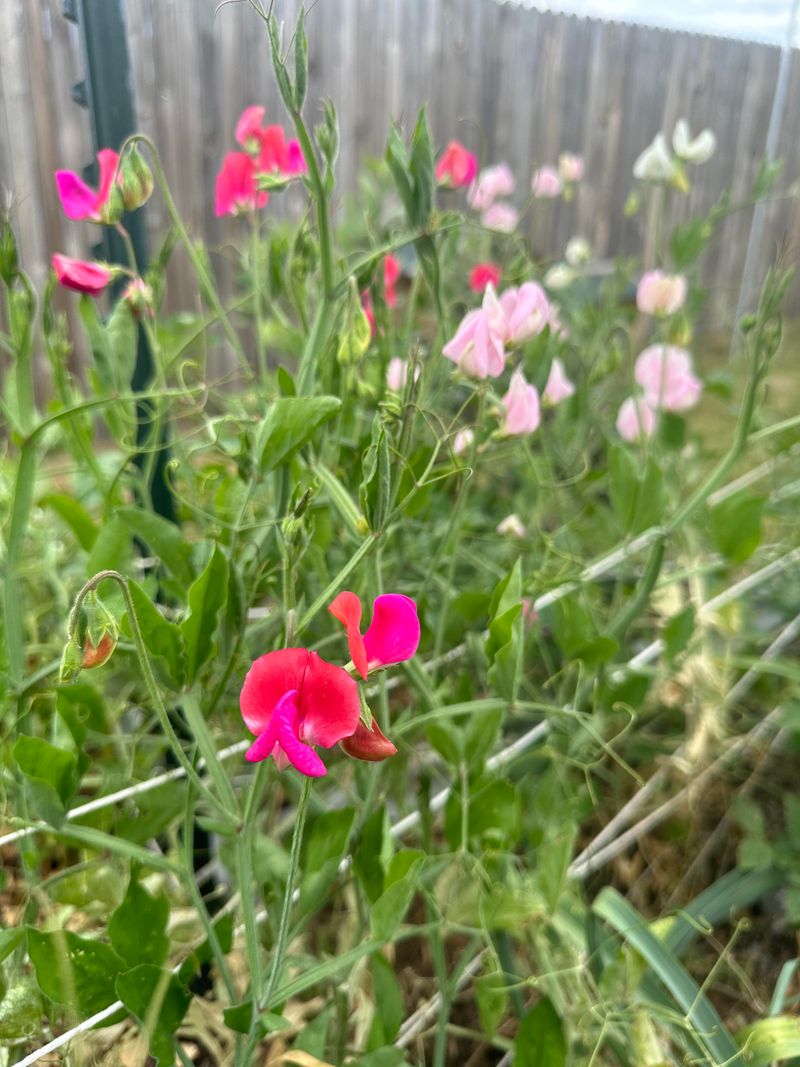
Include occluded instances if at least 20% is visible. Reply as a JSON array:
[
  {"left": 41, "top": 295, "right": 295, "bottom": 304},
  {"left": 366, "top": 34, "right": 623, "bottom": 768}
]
[
  {"left": 558, "top": 153, "right": 584, "bottom": 183},
  {"left": 55, "top": 148, "right": 120, "bottom": 223},
  {"left": 636, "top": 270, "right": 688, "bottom": 316},
  {"left": 443, "top": 288, "right": 506, "bottom": 379},
  {"left": 481, "top": 202, "right": 519, "bottom": 233},
  {"left": 52, "top": 253, "right": 113, "bottom": 297},
  {"left": 452, "top": 428, "right": 474, "bottom": 456},
  {"left": 531, "top": 166, "right": 562, "bottom": 199},
  {"left": 616, "top": 396, "right": 657, "bottom": 441},
  {"left": 468, "top": 164, "right": 516, "bottom": 211},
  {"left": 214, "top": 152, "right": 268, "bottom": 217},
  {"left": 499, "top": 282, "right": 550, "bottom": 344},
  {"left": 435, "top": 141, "right": 478, "bottom": 188},
  {"left": 635, "top": 345, "right": 702, "bottom": 411},
  {"left": 501, "top": 370, "right": 540, "bottom": 435},
  {"left": 497, "top": 514, "right": 526, "bottom": 538},
  {"left": 386, "top": 358, "right": 420, "bottom": 392},
  {"left": 547, "top": 303, "right": 570, "bottom": 340},
  {"left": 542, "top": 358, "right": 575, "bottom": 406}
]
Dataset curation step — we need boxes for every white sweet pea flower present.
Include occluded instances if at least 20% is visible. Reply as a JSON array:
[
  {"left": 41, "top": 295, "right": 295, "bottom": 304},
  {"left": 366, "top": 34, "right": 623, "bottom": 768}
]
[
  {"left": 633, "top": 133, "right": 678, "bottom": 183},
  {"left": 497, "top": 514, "right": 526, "bottom": 538},
  {"left": 544, "top": 262, "right": 576, "bottom": 290},
  {"left": 565, "top": 236, "right": 591, "bottom": 267},
  {"left": 672, "top": 119, "right": 716, "bottom": 165}
]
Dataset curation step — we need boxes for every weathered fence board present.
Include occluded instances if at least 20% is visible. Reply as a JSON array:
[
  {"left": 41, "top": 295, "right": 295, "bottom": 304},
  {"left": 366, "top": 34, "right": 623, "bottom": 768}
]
[{"left": 1, "top": 0, "right": 798, "bottom": 383}]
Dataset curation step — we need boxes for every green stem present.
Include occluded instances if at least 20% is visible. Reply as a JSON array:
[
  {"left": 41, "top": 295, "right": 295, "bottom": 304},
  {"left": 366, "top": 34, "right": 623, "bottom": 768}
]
[
  {"left": 251, "top": 216, "right": 268, "bottom": 388},
  {"left": 3, "top": 440, "right": 37, "bottom": 682}
]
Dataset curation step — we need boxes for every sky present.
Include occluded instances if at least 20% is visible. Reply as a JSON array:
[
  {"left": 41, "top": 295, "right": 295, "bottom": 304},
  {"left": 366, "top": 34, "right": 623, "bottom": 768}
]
[{"left": 508, "top": 0, "right": 800, "bottom": 45}]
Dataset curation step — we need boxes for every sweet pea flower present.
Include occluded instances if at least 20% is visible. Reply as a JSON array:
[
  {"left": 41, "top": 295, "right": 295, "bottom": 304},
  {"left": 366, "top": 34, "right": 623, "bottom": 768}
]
[
  {"left": 635, "top": 344, "right": 702, "bottom": 411},
  {"left": 501, "top": 370, "right": 540, "bottom": 435},
  {"left": 234, "top": 105, "right": 306, "bottom": 176},
  {"left": 435, "top": 141, "right": 478, "bottom": 188},
  {"left": 442, "top": 299, "right": 505, "bottom": 379},
  {"left": 616, "top": 396, "right": 657, "bottom": 441},
  {"left": 468, "top": 164, "right": 515, "bottom": 211},
  {"left": 633, "top": 133, "right": 679, "bottom": 184},
  {"left": 481, "top": 202, "right": 519, "bottom": 233},
  {"left": 544, "top": 263, "right": 576, "bottom": 290},
  {"left": 558, "top": 153, "right": 584, "bottom": 183},
  {"left": 452, "top": 428, "right": 474, "bottom": 456},
  {"left": 498, "top": 282, "right": 550, "bottom": 344},
  {"left": 565, "top": 236, "right": 591, "bottom": 267},
  {"left": 329, "top": 592, "right": 420, "bottom": 680},
  {"left": 240, "top": 648, "right": 360, "bottom": 776},
  {"left": 542, "top": 358, "right": 575, "bottom": 406},
  {"left": 55, "top": 148, "right": 120, "bottom": 223},
  {"left": 469, "top": 263, "right": 502, "bottom": 292},
  {"left": 235, "top": 105, "right": 267, "bottom": 150},
  {"left": 636, "top": 270, "right": 687, "bottom": 317},
  {"left": 497, "top": 514, "right": 526, "bottom": 538},
  {"left": 531, "top": 166, "right": 562, "bottom": 198},
  {"left": 547, "top": 303, "right": 569, "bottom": 340},
  {"left": 673, "top": 119, "right": 716, "bottom": 164},
  {"left": 384, "top": 254, "right": 401, "bottom": 307},
  {"left": 52, "top": 253, "right": 113, "bottom": 297},
  {"left": 386, "top": 358, "right": 420, "bottom": 392},
  {"left": 214, "top": 152, "right": 268, "bottom": 217}
]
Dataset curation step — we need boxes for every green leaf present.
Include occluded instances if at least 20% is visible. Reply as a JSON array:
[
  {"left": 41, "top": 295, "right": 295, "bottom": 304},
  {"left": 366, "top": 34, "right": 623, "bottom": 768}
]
[
  {"left": 126, "top": 579, "right": 186, "bottom": 690},
  {"left": 357, "top": 1049, "right": 409, "bottom": 1067},
  {"left": 537, "top": 825, "right": 578, "bottom": 913},
  {"left": 0, "top": 927, "right": 25, "bottom": 965},
  {"left": 663, "top": 603, "right": 695, "bottom": 660},
  {"left": 359, "top": 414, "right": 391, "bottom": 532},
  {"left": 371, "top": 851, "right": 424, "bottom": 941},
  {"left": 28, "top": 927, "right": 125, "bottom": 1016},
  {"left": 738, "top": 837, "right": 774, "bottom": 870},
  {"left": 608, "top": 444, "right": 664, "bottom": 534},
  {"left": 409, "top": 108, "right": 434, "bottom": 226},
  {"left": 338, "top": 279, "right": 372, "bottom": 365},
  {"left": 445, "top": 777, "right": 521, "bottom": 851},
  {"left": 385, "top": 125, "right": 415, "bottom": 223},
  {"left": 13, "top": 736, "right": 79, "bottom": 827},
  {"left": 267, "top": 16, "right": 295, "bottom": 113},
  {"left": 109, "top": 872, "right": 170, "bottom": 968},
  {"left": 178, "top": 913, "right": 234, "bottom": 985},
  {"left": 475, "top": 970, "right": 507, "bottom": 1040},
  {"left": 515, "top": 996, "right": 567, "bottom": 1066},
  {"left": 116, "top": 964, "right": 191, "bottom": 1065},
  {"left": 222, "top": 1002, "right": 292, "bottom": 1036},
  {"left": 464, "top": 707, "right": 504, "bottom": 774},
  {"left": 709, "top": 492, "right": 765, "bottom": 564},
  {"left": 737, "top": 1016, "right": 800, "bottom": 1067},
  {"left": 117, "top": 507, "right": 193, "bottom": 585},
  {"left": 86, "top": 513, "right": 131, "bottom": 577},
  {"left": 367, "top": 952, "right": 405, "bottom": 1048},
  {"left": 485, "top": 560, "right": 523, "bottom": 702},
  {"left": 300, "top": 807, "right": 356, "bottom": 913},
  {"left": 669, "top": 217, "right": 714, "bottom": 270},
  {"left": 180, "top": 544, "right": 229, "bottom": 684},
  {"left": 258, "top": 396, "right": 341, "bottom": 471},
  {"left": 40, "top": 493, "right": 98, "bottom": 551},
  {"left": 0, "top": 976, "right": 42, "bottom": 1040},
  {"left": 354, "top": 806, "right": 391, "bottom": 904},
  {"left": 293, "top": 6, "right": 308, "bottom": 110}
]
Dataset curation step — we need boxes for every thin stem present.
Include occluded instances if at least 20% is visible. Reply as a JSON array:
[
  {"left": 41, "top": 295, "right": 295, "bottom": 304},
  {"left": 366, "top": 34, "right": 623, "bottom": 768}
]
[{"left": 251, "top": 216, "right": 268, "bottom": 388}]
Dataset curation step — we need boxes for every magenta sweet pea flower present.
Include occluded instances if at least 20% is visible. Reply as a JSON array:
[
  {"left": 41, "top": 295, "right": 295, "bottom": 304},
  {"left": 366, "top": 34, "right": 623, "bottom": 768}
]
[
  {"left": 502, "top": 370, "right": 540, "bottom": 435},
  {"left": 636, "top": 270, "right": 688, "bottom": 316},
  {"left": 498, "top": 282, "right": 550, "bottom": 344},
  {"left": 52, "top": 253, "right": 113, "bottom": 297},
  {"left": 240, "top": 648, "right": 361, "bottom": 777},
  {"left": 469, "top": 263, "right": 502, "bottom": 293},
  {"left": 531, "top": 165, "right": 562, "bottom": 199},
  {"left": 235, "top": 105, "right": 267, "bottom": 150},
  {"left": 435, "top": 141, "right": 478, "bottom": 188},
  {"left": 468, "top": 163, "right": 515, "bottom": 211},
  {"left": 542, "top": 357, "right": 575, "bottom": 406},
  {"left": 214, "top": 152, "right": 269, "bottom": 217},
  {"left": 616, "top": 395, "right": 657, "bottom": 441},
  {"left": 234, "top": 105, "right": 306, "bottom": 177},
  {"left": 384, "top": 254, "right": 401, "bottom": 307},
  {"left": 329, "top": 591, "right": 421, "bottom": 680},
  {"left": 635, "top": 344, "right": 702, "bottom": 411},
  {"left": 55, "top": 148, "right": 120, "bottom": 223}
]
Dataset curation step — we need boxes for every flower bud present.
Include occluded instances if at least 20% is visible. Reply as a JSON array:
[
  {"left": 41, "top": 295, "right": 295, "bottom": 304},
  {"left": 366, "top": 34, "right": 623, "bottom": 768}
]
[
  {"left": 77, "top": 590, "right": 119, "bottom": 671},
  {"left": 99, "top": 181, "right": 125, "bottom": 226},
  {"left": 0, "top": 215, "right": 18, "bottom": 284},
  {"left": 59, "top": 636, "right": 84, "bottom": 683},
  {"left": 340, "top": 719, "right": 397, "bottom": 762},
  {"left": 118, "top": 148, "right": 154, "bottom": 212},
  {"left": 122, "top": 277, "right": 155, "bottom": 318}
]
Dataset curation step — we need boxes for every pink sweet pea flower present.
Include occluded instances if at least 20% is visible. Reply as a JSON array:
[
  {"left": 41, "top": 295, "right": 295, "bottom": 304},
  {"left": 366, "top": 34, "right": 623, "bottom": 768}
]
[
  {"left": 531, "top": 165, "right": 562, "bottom": 199},
  {"left": 442, "top": 302, "right": 506, "bottom": 380},
  {"left": 547, "top": 303, "right": 570, "bottom": 340},
  {"left": 386, "top": 357, "right": 420, "bottom": 392},
  {"left": 469, "top": 263, "right": 502, "bottom": 292},
  {"left": 636, "top": 270, "right": 688, "bottom": 317},
  {"left": 55, "top": 148, "right": 120, "bottom": 223},
  {"left": 257, "top": 125, "right": 307, "bottom": 176},
  {"left": 498, "top": 282, "right": 550, "bottom": 344},
  {"left": 502, "top": 370, "right": 540, "bottom": 435},
  {"left": 542, "top": 357, "right": 575, "bottom": 405},
  {"left": 468, "top": 163, "right": 515, "bottom": 211},
  {"left": 214, "top": 152, "right": 269, "bottom": 217},
  {"left": 329, "top": 591, "right": 421, "bottom": 680},
  {"left": 361, "top": 291, "right": 376, "bottom": 338},
  {"left": 558, "top": 153, "right": 585, "bottom": 183},
  {"left": 235, "top": 105, "right": 267, "bottom": 150},
  {"left": 384, "top": 254, "right": 401, "bottom": 307},
  {"left": 435, "top": 141, "right": 478, "bottom": 188},
  {"left": 616, "top": 395, "right": 657, "bottom": 441},
  {"left": 52, "top": 253, "right": 113, "bottom": 297},
  {"left": 634, "top": 344, "right": 702, "bottom": 411},
  {"left": 481, "top": 202, "right": 519, "bottom": 233},
  {"left": 452, "top": 428, "right": 474, "bottom": 456},
  {"left": 240, "top": 648, "right": 360, "bottom": 777}
]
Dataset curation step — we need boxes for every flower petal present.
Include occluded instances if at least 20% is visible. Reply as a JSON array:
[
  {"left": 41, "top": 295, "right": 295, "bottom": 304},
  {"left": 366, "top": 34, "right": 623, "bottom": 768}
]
[
  {"left": 363, "top": 594, "right": 420, "bottom": 669},
  {"left": 341, "top": 720, "right": 398, "bottom": 762},
  {"left": 297, "top": 651, "right": 361, "bottom": 748},
  {"left": 276, "top": 690, "right": 327, "bottom": 777},
  {"left": 95, "top": 149, "right": 121, "bottom": 212},
  {"left": 239, "top": 648, "right": 309, "bottom": 736},
  {"left": 55, "top": 170, "right": 98, "bottom": 220},
  {"left": 328, "top": 591, "right": 368, "bottom": 678},
  {"left": 245, "top": 718, "right": 279, "bottom": 763}
]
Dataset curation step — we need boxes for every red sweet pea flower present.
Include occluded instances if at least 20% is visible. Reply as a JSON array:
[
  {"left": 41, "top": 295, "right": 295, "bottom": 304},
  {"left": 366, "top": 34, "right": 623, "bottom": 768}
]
[
  {"left": 384, "top": 254, "right": 401, "bottom": 307},
  {"left": 52, "top": 253, "right": 113, "bottom": 296},
  {"left": 214, "top": 152, "right": 269, "bottom": 217},
  {"left": 240, "top": 648, "right": 360, "bottom": 777},
  {"left": 469, "top": 263, "right": 502, "bottom": 293},
  {"left": 55, "top": 149, "right": 120, "bottom": 223},
  {"left": 329, "top": 592, "right": 420, "bottom": 680},
  {"left": 435, "top": 141, "right": 478, "bottom": 188}
]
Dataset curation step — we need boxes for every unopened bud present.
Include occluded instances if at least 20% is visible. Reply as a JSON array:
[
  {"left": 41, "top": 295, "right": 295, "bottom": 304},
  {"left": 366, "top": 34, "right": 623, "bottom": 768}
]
[
  {"left": 0, "top": 216, "right": 18, "bottom": 284},
  {"left": 100, "top": 181, "right": 125, "bottom": 226},
  {"left": 59, "top": 637, "right": 84, "bottom": 683},
  {"left": 340, "top": 720, "right": 397, "bottom": 763},
  {"left": 119, "top": 148, "right": 154, "bottom": 212},
  {"left": 77, "top": 590, "right": 119, "bottom": 671},
  {"left": 122, "top": 278, "right": 154, "bottom": 318}
]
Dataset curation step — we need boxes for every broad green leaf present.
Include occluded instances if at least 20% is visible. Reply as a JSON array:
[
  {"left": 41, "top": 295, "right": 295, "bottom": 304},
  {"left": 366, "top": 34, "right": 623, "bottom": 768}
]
[
  {"left": 126, "top": 579, "right": 186, "bottom": 690},
  {"left": 178, "top": 913, "right": 234, "bottom": 985},
  {"left": 475, "top": 970, "right": 508, "bottom": 1040},
  {"left": 258, "top": 396, "right": 341, "bottom": 471},
  {"left": 464, "top": 706, "right": 504, "bottom": 774},
  {"left": 359, "top": 414, "right": 391, "bottom": 532},
  {"left": 537, "top": 824, "right": 578, "bottom": 913},
  {"left": 223, "top": 1002, "right": 292, "bottom": 1036},
  {"left": 300, "top": 807, "right": 356, "bottom": 913},
  {"left": 515, "top": 996, "right": 567, "bottom": 1066},
  {"left": 40, "top": 493, "right": 98, "bottom": 551},
  {"left": 28, "top": 927, "right": 125, "bottom": 1016},
  {"left": 0, "top": 927, "right": 25, "bottom": 965},
  {"left": 663, "top": 603, "right": 695, "bottom": 660},
  {"left": 709, "top": 492, "right": 765, "bottom": 564},
  {"left": 546, "top": 595, "right": 617, "bottom": 667},
  {"left": 116, "top": 964, "right": 191, "bottom": 1065},
  {"left": 385, "top": 125, "right": 415, "bottom": 223},
  {"left": 670, "top": 217, "right": 714, "bottom": 270},
  {"left": 180, "top": 544, "right": 229, "bottom": 684},
  {"left": 371, "top": 851, "right": 424, "bottom": 942},
  {"left": 117, "top": 507, "right": 193, "bottom": 585},
  {"left": 0, "top": 976, "right": 42, "bottom": 1040},
  {"left": 608, "top": 444, "right": 664, "bottom": 534},
  {"left": 367, "top": 952, "right": 405, "bottom": 1048},
  {"left": 358, "top": 1049, "right": 409, "bottom": 1067},
  {"left": 737, "top": 1016, "right": 800, "bottom": 1067},
  {"left": 409, "top": 108, "right": 434, "bottom": 226},
  {"left": 86, "top": 513, "right": 131, "bottom": 577},
  {"left": 485, "top": 561, "right": 523, "bottom": 702},
  {"left": 445, "top": 777, "right": 520, "bottom": 851},
  {"left": 109, "top": 872, "right": 170, "bottom": 967},
  {"left": 353, "top": 806, "right": 391, "bottom": 904},
  {"left": 13, "top": 736, "right": 79, "bottom": 827}
]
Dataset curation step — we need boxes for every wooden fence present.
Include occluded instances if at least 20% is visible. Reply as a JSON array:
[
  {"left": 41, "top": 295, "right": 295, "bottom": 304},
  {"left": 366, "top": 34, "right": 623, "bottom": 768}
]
[{"left": 1, "top": 0, "right": 799, "bottom": 354}]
